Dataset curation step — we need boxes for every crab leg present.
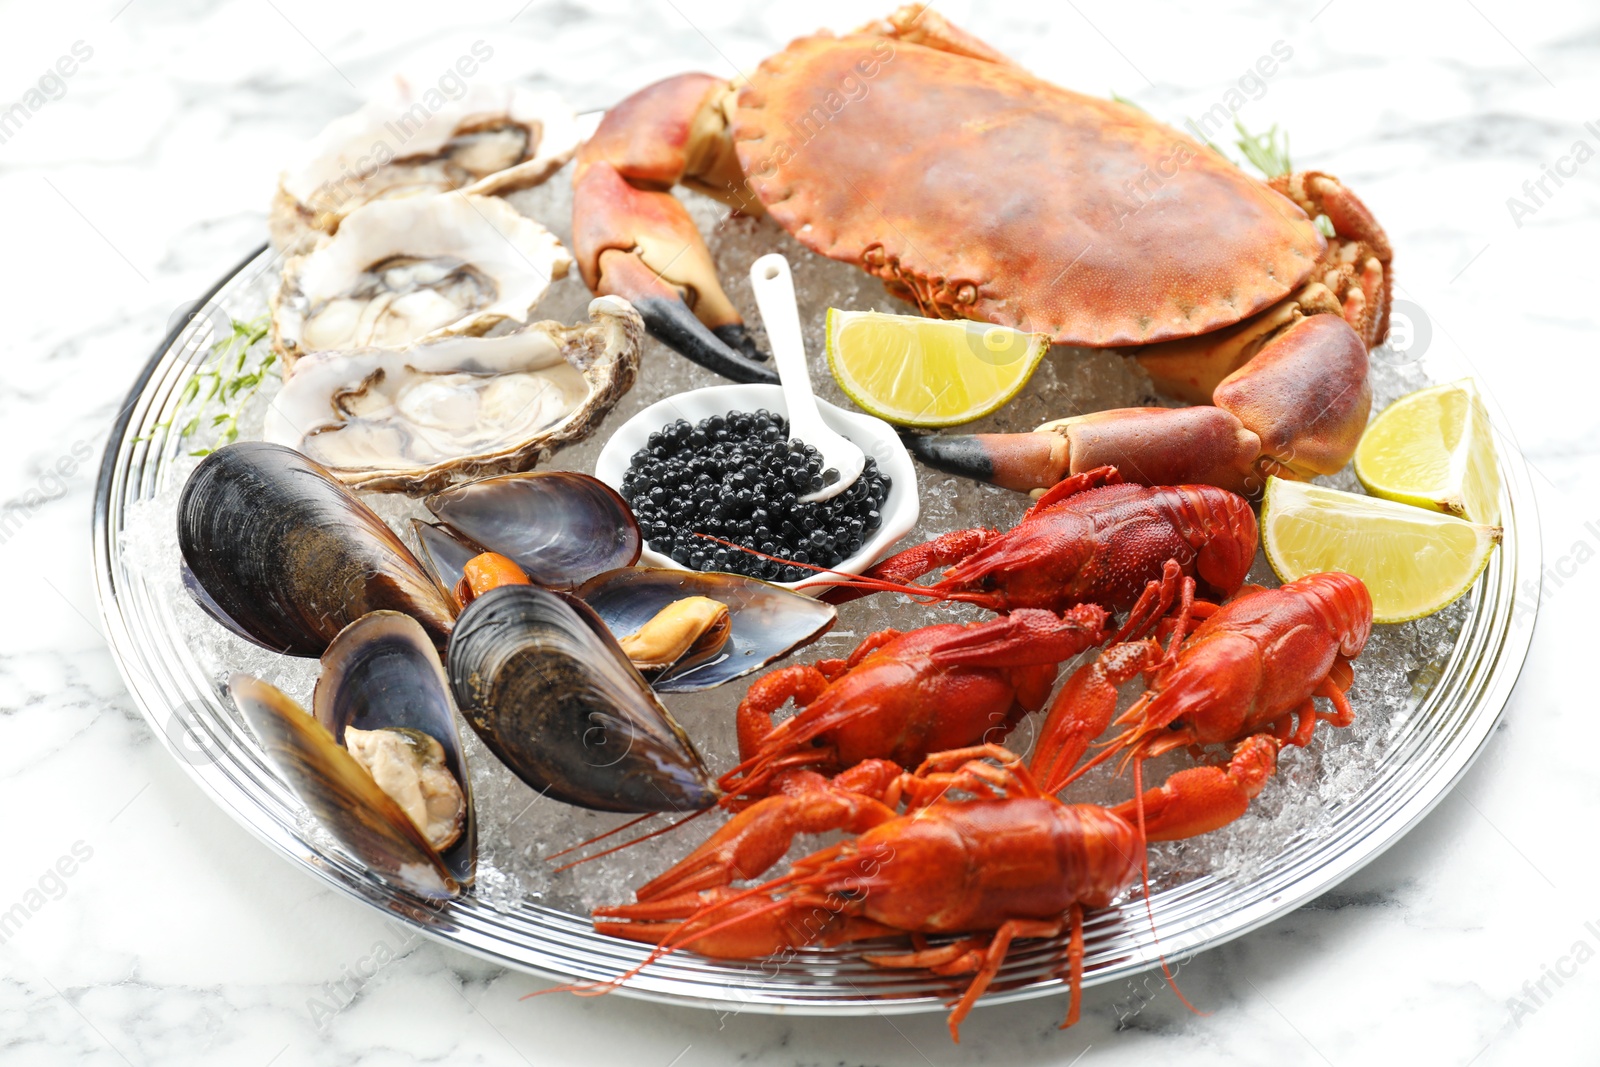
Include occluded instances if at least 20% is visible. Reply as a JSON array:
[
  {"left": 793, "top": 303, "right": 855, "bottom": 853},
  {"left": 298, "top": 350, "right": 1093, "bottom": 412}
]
[
  {"left": 909, "top": 308, "right": 1371, "bottom": 496},
  {"left": 906, "top": 405, "right": 1263, "bottom": 496},
  {"left": 1270, "top": 170, "right": 1394, "bottom": 348},
  {"left": 572, "top": 73, "right": 777, "bottom": 384}
]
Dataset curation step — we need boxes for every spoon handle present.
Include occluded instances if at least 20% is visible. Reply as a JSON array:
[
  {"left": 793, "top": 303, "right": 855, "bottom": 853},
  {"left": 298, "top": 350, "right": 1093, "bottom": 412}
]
[{"left": 749, "top": 253, "right": 825, "bottom": 440}]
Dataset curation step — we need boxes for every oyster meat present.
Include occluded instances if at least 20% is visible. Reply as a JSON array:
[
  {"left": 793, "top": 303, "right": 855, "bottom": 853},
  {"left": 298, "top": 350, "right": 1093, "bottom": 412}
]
[
  {"left": 269, "top": 192, "right": 572, "bottom": 364},
  {"left": 265, "top": 297, "right": 641, "bottom": 493},
  {"left": 271, "top": 82, "right": 581, "bottom": 252}
]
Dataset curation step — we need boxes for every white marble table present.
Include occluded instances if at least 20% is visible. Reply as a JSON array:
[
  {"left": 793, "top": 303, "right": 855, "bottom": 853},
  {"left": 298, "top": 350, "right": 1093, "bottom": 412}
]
[{"left": 4, "top": 0, "right": 1597, "bottom": 1063}]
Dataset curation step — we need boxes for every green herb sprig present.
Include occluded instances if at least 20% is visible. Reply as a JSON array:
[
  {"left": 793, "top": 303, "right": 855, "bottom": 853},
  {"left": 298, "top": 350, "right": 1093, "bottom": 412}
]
[
  {"left": 1231, "top": 118, "right": 1335, "bottom": 237},
  {"left": 140, "top": 314, "right": 276, "bottom": 455},
  {"left": 1109, "top": 94, "right": 1337, "bottom": 237},
  {"left": 1233, "top": 117, "right": 1293, "bottom": 178}
]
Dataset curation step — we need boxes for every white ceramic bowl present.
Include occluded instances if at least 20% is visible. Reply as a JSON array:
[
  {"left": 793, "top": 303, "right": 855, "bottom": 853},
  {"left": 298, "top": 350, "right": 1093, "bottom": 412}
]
[{"left": 593, "top": 384, "right": 919, "bottom": 594}]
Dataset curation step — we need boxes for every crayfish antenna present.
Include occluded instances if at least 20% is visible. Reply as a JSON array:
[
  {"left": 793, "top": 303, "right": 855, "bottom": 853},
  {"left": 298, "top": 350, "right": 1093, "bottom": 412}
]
[
  {"left": 548, "top": 808, "right": 715, "bottom": 873},
  {"left": 689, "top": 534, "right": 995, "bottom": 608},
  {"left": 546, "top": 812, "right": 659, "bottom": 861},
  {"left": 530, "top": 875, "right": 812, "bottom": 1002},
  {"left": 1128, "top": 759, "right": 1209, "bottom": 1022}
]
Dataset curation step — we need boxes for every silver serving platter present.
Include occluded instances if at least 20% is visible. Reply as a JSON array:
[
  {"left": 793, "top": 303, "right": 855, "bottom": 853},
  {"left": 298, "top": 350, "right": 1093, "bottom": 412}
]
[{"left": 94, "top": 243, "right": 1540, "bottom": 1018}]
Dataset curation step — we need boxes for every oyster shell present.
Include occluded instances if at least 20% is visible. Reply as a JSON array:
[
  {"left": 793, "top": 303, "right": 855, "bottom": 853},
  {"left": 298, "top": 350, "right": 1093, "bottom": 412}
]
[
  {"left": 263, "top": 297, "right": 641, "bottom": 493},
  {"left": 269, "top": 192, "right": 572, "bottom": 364},
  {"left": 270, "top": 83, "right": 581, "bottom": 252}
]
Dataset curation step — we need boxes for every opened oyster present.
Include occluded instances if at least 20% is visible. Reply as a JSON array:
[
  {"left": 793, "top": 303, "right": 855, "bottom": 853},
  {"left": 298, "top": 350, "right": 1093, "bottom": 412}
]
[
  {"left": 270, "top": 82, "right": 581, "bottom": 252},
  {"left": 269, "top": 192, "right": 572, "bottom": 364},
  {"left": 264, "top": 296, "right": 641, "bottom": 493}
]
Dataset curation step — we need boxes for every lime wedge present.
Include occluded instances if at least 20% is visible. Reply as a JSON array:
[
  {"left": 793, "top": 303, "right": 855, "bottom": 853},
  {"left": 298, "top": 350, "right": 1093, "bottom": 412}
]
[
  {"left": 1260, "top": 477, "right": 1501, "bottom": 624},
  {"left": 1354, "top": 378, "right": 1501, "bottom": 525},
  {"left": 825, "top": 309, "right": 1048, "bottom": 428}
]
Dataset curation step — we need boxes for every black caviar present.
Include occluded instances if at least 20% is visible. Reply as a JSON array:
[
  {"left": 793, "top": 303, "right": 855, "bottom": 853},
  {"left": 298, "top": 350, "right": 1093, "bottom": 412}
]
[{"left": 620, "top": 409, "right": 891, "bottom": 583}]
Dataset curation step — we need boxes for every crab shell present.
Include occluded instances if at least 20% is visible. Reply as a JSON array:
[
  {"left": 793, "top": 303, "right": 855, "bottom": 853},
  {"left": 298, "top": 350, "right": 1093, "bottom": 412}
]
[{"left": 729, "top": 31, "right": 1326, "bottom": 348}]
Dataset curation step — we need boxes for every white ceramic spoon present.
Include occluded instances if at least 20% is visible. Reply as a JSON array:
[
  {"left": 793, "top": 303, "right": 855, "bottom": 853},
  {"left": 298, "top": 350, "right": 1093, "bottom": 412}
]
[{"left": 748, "top": 253, "right": 865, "bottom": 503}]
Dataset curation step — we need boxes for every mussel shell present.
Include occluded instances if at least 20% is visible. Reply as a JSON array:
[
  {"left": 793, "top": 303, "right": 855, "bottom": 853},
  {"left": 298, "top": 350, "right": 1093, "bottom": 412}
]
[
  {"left": 411, "top": 519, "right": 488, "bottom": 605},
  {"left": 446, "top": 584, "right": 717, "bottom": 813},
  {"left": 313, "top": 611, "right": 476, "bottom": 886},
  {"left": 181, "top": 561, "right": 278, "bottom": 653},
  {"left": 425, "top": 471, "right": 640, "bottom": 590},
  {"left": 229, "top": 673, "right": 460, "bottom": 899},
  {"left": 577, "top": 568, "right": 836, "bottom": 693},
  {"left": 179, "top": 443, "right": 454, "bottom": 656}
]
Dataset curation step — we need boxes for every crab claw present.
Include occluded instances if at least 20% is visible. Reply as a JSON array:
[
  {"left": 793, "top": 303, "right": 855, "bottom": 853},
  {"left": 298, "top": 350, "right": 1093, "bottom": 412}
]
[
  {"left": 901, "top": 430, "right": 1070, "bottom": 494},
  {"left": 589, "top": 245, "right": 777, "bottom": 384},
  {"left": 907, "top": 311, "right": 1368, "bottom": 495},
  {"left": 572, "top": 73, "right": 777, "bottom": 385},
  {"left": 1212, "top": 313, "right": 1370, "bottom": 480},
  {"left": 906, "top": 405, "right": 1262, "bottom": 496}
]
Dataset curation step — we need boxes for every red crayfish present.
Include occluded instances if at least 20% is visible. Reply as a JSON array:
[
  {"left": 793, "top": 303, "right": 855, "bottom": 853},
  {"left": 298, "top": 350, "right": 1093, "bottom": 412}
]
[
  {"left": 593, "top": 742, "right": 1282, "bottom": 1040},
  {"left": 722, "top": 606, "right": 1108, "bottom": 804},
  {"left": 1032, "top": 571, "right": 1375, "bottom": 796},
  {"left": 712, "top": 466, "right": 1259, "bottom": 804},
  {"left": 819, "top": 466, "right": 1258, "bottom": 643},
  {"left": 585, "top": 572, "right": 1374, "bottom": 1039}
]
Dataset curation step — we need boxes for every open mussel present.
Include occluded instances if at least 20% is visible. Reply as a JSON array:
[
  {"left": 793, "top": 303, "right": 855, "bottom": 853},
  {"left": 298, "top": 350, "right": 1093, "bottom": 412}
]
[
  {"left": 616, "top": 596, "right": 732, "bottom": 674},
  {"left": 313, "top": 611, "right": 475, "bottom": 886},
  {"left": 446, "top": 584, "right": 716, "bottom": 813},
  {"left": 425, "top": 471, "right": 640, "bottom": 590},
  {"left": 577, "top": 568, "right": 836, "bottom": 693},
  {"left": 410, "top": 520, "right": 487, "bottom": 609},
  {"left": 178, "top": 443, "right": 454, "bottom": 656},
  {"left": 230, "top": 674, "right": 464, "bottom": 900}
]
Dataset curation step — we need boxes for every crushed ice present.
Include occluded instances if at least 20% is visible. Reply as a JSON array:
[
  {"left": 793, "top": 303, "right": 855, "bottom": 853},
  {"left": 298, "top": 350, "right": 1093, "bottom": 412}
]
[{"left": 119, "top": 173, "right": 1470, "bottom": 915}]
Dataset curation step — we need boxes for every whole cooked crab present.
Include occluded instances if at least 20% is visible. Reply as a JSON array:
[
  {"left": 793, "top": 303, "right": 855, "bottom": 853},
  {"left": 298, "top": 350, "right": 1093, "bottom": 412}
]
[{"left": 572, "top": 6, "right": 1392, "bottom": 494}]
